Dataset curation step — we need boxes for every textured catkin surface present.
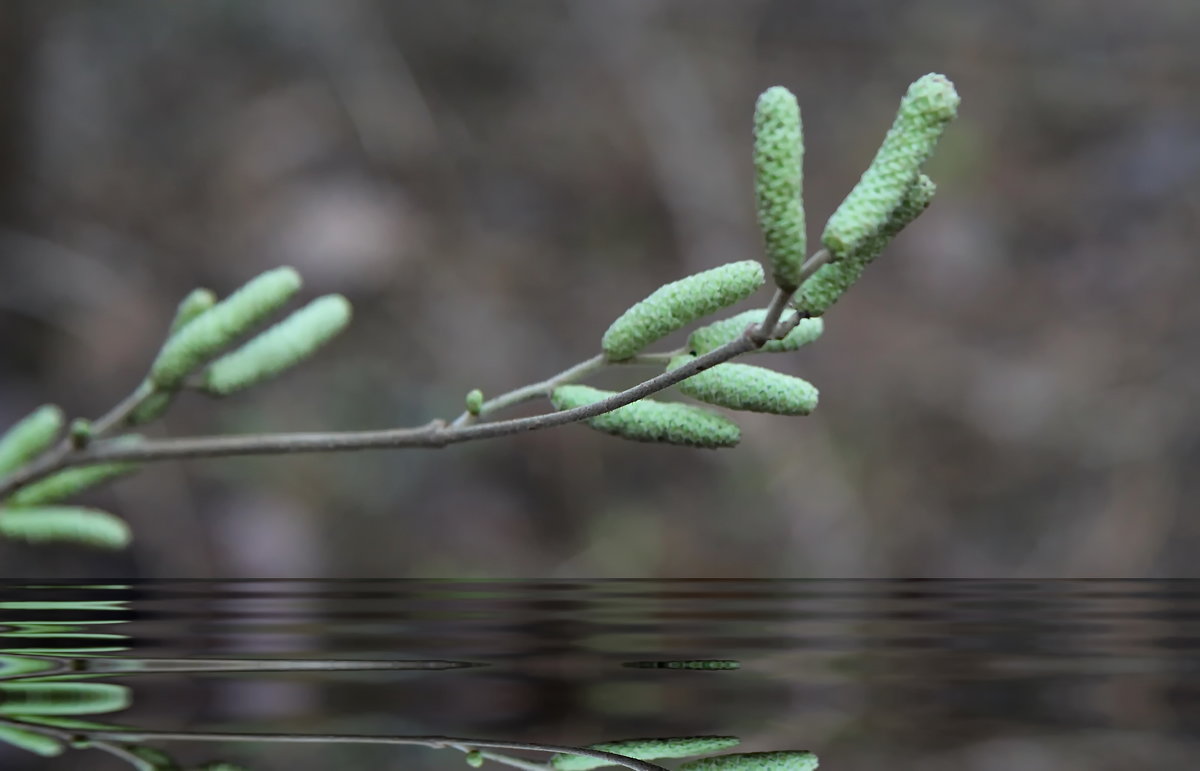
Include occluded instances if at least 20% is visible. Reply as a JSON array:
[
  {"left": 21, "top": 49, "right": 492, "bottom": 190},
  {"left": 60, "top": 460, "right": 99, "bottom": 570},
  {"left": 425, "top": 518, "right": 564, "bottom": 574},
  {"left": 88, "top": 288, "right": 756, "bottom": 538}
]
[
  {"left": 551, "top": 384, "right": 741, "bottom": 448},
  {"left": 551, "top": 737, "right": 742, "bottom": 771},
  {"left": 601, "top": 261, "right": 765, "bottom": 360},
  {"left": 821, "top": 73, "right": 957, "bottom": 259},
  {"left": 796, "top": 173, "right": 936, "bottom": 315},
  {"left": 150, "top": 267, "right": 303, "bottom": 388},
  {"left": 203, "top": 294, "right": 352, "bottom": 395},
  {"left": 670, "top": 355, "right": 819, "bottom": 415},
  {"left": 688, "top": 309, "right": 824, "bottom": 355},
  {"left": 754, "top": 86, "right": 806, "bottom": 290},
  {"left": 169, "top": 288, "right": 217, "bottom": 335}
]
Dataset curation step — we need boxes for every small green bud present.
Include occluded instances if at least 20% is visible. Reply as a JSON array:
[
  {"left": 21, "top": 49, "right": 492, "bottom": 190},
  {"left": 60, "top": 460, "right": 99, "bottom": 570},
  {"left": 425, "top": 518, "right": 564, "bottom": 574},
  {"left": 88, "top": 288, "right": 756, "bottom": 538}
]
[
  {"left": 754, "top": 86, "right": 807, "bottom": 291},
  {"left": 688, "top": 310, "right": 823, "bottom": 355},
  {"left": 680, "top": 751, "right": 819, "bottom": 771},
  {"left": 0, "top": 507, "right": 132, "bottom": 549},
  {"left": 150, "top": 267, "right": 303, "bottom": 388},
  {"left": 669, "top": 356, "right": 818, "bottom": 416},
  {"left": 795, "top": 174, "right": 935, "bottom": 315},
  {"left": 552, "top": 737, "right": 742, "bottom": 771},
  {"left": 0, "top": 404, "right": 64, "bottom": 476},
  {"left": 465, "top": 389, "right": 484, "bottom": 416},
  {"left": 601, "top": 261, "right": 765, "bottom": 361},
  {"left": 202, "top": 294, "right": 352, "bottom": 396},
  {"left": 465, "top": 750, "right": 485, "bottom": 768},
  {"left": 551, "top": 385, "right": 740, "bottom": 448},
  {"left": 69, "top": 418, "right": 91, "bottom": 449},
  {"left": 169, "top": 288, "right": 218, "bottom": 335},
  {"left": 0, "top": 724, "right": 64, "bottom": 757},
  {"left": 822, "top": 73, "right": 957, "bottom": 259}
]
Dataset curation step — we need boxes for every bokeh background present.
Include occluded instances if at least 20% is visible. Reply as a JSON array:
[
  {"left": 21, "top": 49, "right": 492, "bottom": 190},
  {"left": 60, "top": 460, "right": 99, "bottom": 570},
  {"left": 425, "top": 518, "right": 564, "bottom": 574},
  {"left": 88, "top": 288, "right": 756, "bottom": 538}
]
[{"left": 1, "top": 0, "right": 1198, "bottom": 578}]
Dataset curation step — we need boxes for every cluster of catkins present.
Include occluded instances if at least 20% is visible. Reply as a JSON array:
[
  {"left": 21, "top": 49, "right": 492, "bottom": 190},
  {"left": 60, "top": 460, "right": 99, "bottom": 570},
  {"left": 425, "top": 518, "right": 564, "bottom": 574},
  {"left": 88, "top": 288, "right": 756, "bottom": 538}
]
[
  {"left": 551, "top": 73, "right": 959, "bottom": 448},
  {"left": 0, "top": 268, "right": 351, "bottom": 548}
]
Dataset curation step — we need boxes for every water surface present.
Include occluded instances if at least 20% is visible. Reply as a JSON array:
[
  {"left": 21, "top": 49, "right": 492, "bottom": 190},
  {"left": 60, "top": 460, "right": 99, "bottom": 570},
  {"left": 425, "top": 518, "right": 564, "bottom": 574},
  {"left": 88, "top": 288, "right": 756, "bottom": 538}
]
[{"left": 1, "top": 580, "right": 1197, "bottom": 770}]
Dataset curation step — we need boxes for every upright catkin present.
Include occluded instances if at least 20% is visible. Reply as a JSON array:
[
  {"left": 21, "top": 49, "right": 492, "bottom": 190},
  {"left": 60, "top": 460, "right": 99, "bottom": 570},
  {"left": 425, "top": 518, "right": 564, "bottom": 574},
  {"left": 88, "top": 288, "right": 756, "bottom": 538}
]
[
  {"left": 150, "top": 267, "right": 302, "bottom": 388},
  {"left": 794, "top": 174, "right": 935, "bottom": 315},
  {"left": 169, "top": 288, "right": 218, "bottom": 335},
  {"left": 821, "top": 73, "right": 957, "bottom": 259},
  {"left": 754, "top": 86, "right": 807, "bottom": 291},
  {"left": 202, "top": 295, "right": 352, "bottom": 395},
  {"left": 601, "top": 261, "right": 765, "bottom": 361}
]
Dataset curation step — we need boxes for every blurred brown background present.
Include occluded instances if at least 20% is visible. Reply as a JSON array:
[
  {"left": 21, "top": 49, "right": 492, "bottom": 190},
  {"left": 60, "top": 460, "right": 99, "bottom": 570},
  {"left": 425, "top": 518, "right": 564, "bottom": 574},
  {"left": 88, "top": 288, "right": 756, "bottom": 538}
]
[{"left": 0, "top": 0, "right": 1197, "bottom": 578}]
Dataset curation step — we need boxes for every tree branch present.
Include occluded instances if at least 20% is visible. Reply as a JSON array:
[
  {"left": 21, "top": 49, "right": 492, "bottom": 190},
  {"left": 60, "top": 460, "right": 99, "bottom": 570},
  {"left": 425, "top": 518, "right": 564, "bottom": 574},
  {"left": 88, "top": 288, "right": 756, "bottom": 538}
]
[{"left": 0, "top": 333, "right": 763, "bottom": 497}]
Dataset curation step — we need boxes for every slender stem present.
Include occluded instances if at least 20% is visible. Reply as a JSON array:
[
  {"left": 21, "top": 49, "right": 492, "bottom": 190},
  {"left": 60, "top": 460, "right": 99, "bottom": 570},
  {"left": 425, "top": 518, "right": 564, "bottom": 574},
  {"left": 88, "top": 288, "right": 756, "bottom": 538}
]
[
  {"left": 450, "top": 744, "right": 549, "bottom": 771},
  {"left": 451, "top": 354, "right": 608, "bottom": 428},
  {"left": 0, "top": 335, "right": 757, "bottom": 497},
  {"left": 90, "top": 380, "right": 156, "bottom": 436},
  {"left": 67, "top": 729, "right": 669, "bottom": 771},
  {"left": 751, "top": 288, "right": 794, "bottom": 344},
  {"left": 89, "top": 739, "right": 157, "bottom": 768},
  {"left": 0, "top": 249, "right": 832, "bottom": 499},
  {"left": 796, "top": 247, "right": 832, "bottom": 286},
  {"left": 0, "top": 716, "right": 671, "bottom": 771},
  {"left": 448, "top": 348, "right": 687, "bottom": 429}
]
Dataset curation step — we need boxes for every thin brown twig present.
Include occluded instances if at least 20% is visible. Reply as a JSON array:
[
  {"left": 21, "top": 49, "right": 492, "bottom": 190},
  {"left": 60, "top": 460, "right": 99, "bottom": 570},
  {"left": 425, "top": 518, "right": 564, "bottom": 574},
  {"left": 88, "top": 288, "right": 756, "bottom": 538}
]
[
  {"left": 0, "top": 717, "right": 670, "bottom": 771},
  {"left": 0, "top": 333, "right": 761, "bottom": 497},
  {"left": 0, "top": 251, "right": 829, "bottom": 500}
]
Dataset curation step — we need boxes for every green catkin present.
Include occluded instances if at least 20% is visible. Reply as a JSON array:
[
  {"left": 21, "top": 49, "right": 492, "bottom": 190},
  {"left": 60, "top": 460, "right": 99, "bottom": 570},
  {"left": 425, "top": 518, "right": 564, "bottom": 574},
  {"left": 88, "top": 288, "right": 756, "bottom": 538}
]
[
  {"left": 754, "top": 86, "right": 807, "bottom": 291},
  {"left": 821, "top": 73, "right": 957, "bottom": 260},
  {"left": 680, "top": 753, "right": 819, "bottom": 771},
  {"left": 551, "top": 737, "right": 743, "bottom": 771},
  {"left": 688, "top": 310, "right": 824, "bottom": 355},
  {"left": 465, "top": 389, "right": 484, "bottom": 416},
  {"left": 0, "top": 682, "right": 131, "bottom": 715},
  {"left": 0, "top": 405, "right": 64, "bottom": 476},
  {"left": 8, "top": 435, "right": 141, "bottom": 506},
  {"left": 601, "top": 261, "right": 765, "bottom": 361},
  {"left": 0, "top": 507, "right": 132, "bottom": 549},
  {"left": 169, "top": 288, "right": 218, "bottom": 335},
  {"left": 795, "top": 173, "right": 935, "bottom": 315},
  {"left": 202, "top": 294, "right": 352, "bottom": 396},
  {"left": 669, "top": 356, "right": 818, "bottom": 416},
  {"left": 550, "top": 385, "right": 741, "bottom": 448},
  {"left": 127, "top": 389, "right": 174, "bottom": 425},
  {"left": 0, "top": 725, "right": 63, "bottom": 757},
  {"left": 149, "top": 267, "right": 302, "bottom": 388}
]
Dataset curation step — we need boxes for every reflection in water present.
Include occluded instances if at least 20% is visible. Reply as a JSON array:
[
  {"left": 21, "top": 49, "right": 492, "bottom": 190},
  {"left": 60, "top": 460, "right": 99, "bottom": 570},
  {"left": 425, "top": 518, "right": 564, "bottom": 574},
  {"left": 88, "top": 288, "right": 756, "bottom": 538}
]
[{"left": 0, "top": 581, "right": 1198, "bottom": 770}]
